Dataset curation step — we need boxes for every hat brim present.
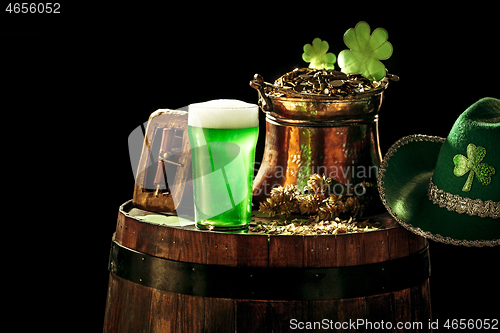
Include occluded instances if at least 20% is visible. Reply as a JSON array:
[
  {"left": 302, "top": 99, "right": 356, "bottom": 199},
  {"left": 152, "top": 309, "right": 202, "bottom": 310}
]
[{"left": 378, "top": 135, "right": 500, "bottom": 247}]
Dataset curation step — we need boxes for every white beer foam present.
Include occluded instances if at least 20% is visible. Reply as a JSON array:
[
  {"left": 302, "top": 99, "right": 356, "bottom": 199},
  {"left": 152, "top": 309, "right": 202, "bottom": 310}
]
[{"left": 188, "top": 99, "right": 259, "bottom": 129}]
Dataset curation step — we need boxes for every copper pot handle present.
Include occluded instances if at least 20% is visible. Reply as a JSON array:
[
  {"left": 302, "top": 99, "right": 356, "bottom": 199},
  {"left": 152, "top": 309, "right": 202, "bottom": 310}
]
[{"left": 249, "top": 73, "right": 272, "bottom": 112}]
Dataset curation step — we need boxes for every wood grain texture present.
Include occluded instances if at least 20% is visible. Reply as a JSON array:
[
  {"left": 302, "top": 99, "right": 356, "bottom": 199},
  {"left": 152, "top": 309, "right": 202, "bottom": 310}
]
[{"left": 104, "top": 201, "right": 432, "bottom": 332}]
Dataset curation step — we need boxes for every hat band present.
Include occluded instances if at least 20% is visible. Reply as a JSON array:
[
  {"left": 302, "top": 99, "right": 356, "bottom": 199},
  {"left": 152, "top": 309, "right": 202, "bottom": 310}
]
[{"left": 428, "top": 178, "right": 499, "bottom": 219}]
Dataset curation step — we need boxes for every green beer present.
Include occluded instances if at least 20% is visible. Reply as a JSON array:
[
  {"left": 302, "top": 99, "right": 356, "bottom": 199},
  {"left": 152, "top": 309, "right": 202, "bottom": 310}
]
[{"left": 188, "top": 100, "right": 259, "bottom": 230}]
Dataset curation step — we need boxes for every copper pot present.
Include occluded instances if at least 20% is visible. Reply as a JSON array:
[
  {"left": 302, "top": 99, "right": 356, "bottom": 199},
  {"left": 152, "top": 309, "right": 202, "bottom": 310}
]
[{"left": 250, "top": 73, "right": 389, "bottom": 215}]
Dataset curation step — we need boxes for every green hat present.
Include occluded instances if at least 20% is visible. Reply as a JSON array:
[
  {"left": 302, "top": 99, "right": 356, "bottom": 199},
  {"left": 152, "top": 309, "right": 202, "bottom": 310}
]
[{"left": 378, "top": 97, "right": 500, "bottom": 247}]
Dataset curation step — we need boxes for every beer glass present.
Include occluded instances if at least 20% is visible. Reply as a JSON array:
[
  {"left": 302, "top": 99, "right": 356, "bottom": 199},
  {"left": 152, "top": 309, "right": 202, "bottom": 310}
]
[{"left": 188, "top": 99, "right": 259, "bottom": 230}]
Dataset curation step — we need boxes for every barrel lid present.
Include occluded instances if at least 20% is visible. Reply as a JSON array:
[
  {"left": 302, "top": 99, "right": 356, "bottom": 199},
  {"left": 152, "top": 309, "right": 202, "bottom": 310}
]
[{"left": 120, "top": 200, "right": 399, "bottom": 234}]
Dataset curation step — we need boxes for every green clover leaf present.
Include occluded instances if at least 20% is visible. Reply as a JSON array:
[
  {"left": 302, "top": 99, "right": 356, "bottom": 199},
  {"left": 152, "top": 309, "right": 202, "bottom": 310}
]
[
  {"left": 453, "top": 143, "right": 496, "bottom": 192},
  {"left": 302, "top": 38, "right": 336, "bottom": 70},
  {"left": 337, "top": 21, "right": 393, "bottom": 81}
]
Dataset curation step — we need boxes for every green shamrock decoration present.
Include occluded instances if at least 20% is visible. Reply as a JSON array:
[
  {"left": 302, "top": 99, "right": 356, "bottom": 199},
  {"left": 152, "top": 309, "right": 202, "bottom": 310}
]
[
  {"left": 337, "top": 21, "right": 393, "bottom": 81},
  {"left": 453, "top": 143, "right": 496, "bottom": 192},
  {"left": 302, "top": 38, "right": 336, "bottom": 70}
]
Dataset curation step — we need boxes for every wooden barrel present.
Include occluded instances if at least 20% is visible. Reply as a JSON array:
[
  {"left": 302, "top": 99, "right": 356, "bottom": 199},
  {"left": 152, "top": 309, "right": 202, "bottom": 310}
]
[{"left": 104, "top": 200, "right": 431, "bottom": 332}]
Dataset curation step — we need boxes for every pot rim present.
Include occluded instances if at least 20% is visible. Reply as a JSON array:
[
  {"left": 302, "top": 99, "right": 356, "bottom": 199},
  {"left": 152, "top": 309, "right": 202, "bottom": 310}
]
[{"left": 267, "top": 77, "right": 389, "bottom": 102}]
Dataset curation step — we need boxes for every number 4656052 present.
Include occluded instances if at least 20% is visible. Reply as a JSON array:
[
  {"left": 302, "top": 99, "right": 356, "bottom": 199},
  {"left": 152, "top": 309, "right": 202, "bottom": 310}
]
[{"left": 6, "top": 3, "right": 61, "bottom": 14}]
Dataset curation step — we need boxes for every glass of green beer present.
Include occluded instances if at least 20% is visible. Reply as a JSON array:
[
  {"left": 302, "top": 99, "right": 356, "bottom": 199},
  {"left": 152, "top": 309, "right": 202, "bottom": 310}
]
[{"left": 188, "top": 99, "right": 259, "bottom": 230}]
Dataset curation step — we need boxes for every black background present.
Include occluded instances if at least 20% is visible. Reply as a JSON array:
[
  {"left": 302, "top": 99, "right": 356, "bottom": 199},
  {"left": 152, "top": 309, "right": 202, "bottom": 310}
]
[{"left": 3, "top": 4, "right": 499, "bottom": 331}]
